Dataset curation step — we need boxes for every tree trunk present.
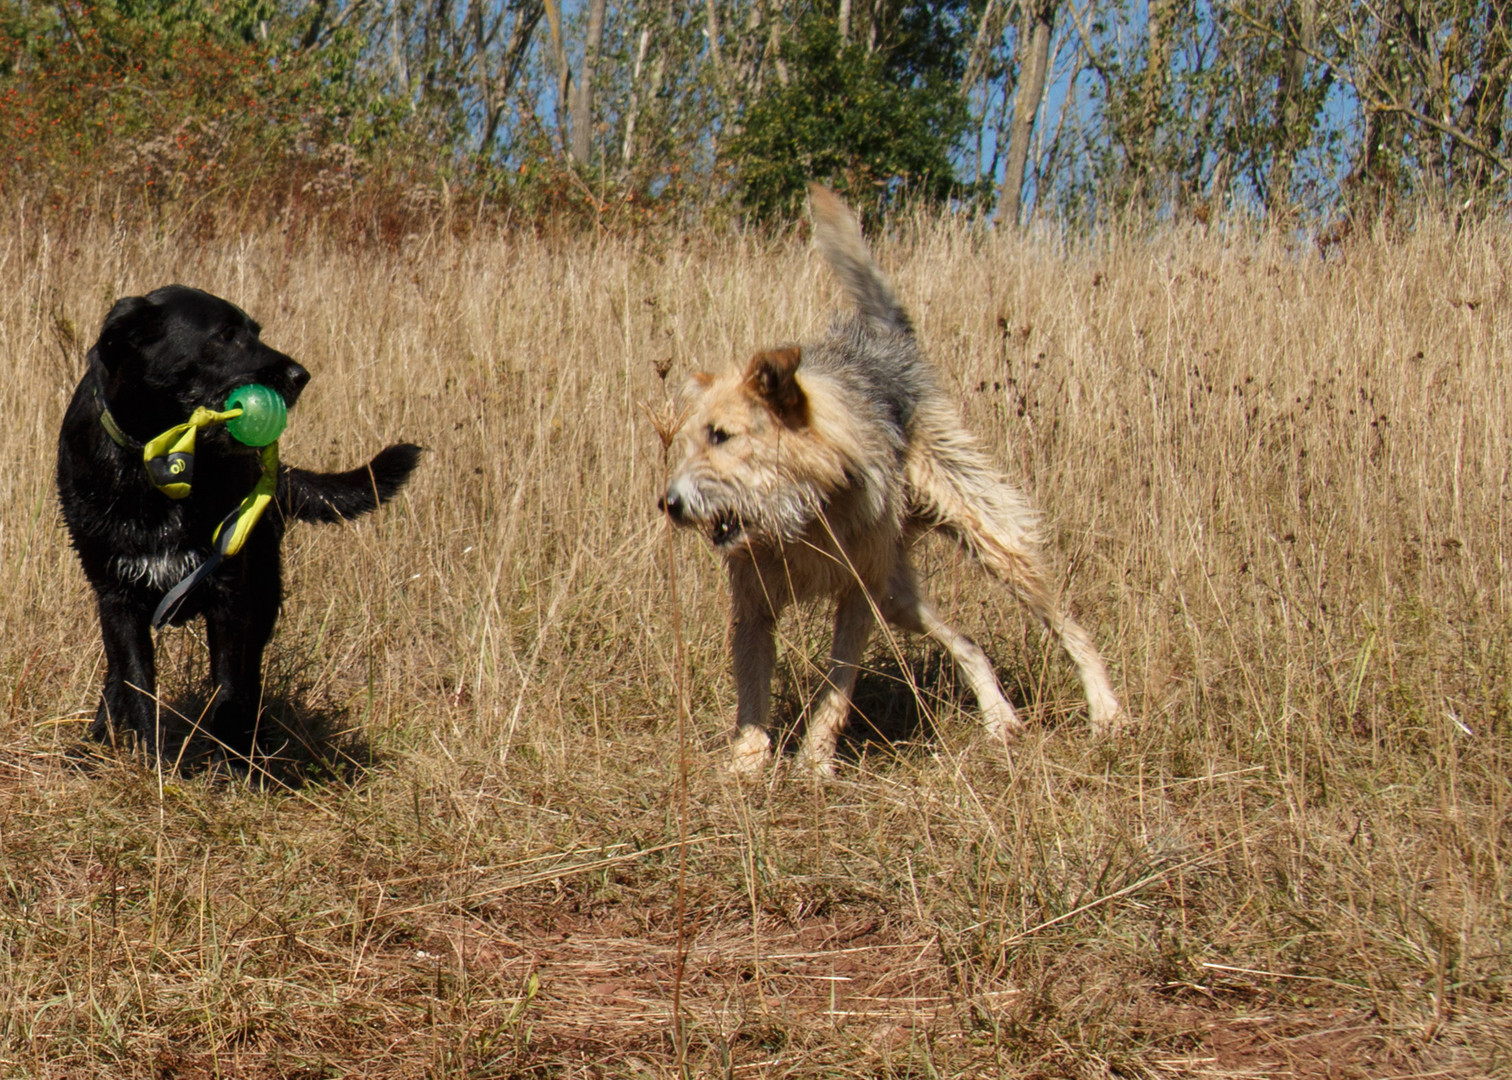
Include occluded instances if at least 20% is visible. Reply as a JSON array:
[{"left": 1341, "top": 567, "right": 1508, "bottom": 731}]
[
  {"left": 961, "top": 0, "right": 1000, "bottom": 95},
  {"left": 1268, "top": 0, "right": 1315, "bottom": 217},
  {"left": 570, "top": 0, "right": 607, "bottom": 166},
  {"left": 1000, "top": 0, "right": 1055, "bottom": 224},
  {"left": 1454, "top": 0, "right": 1512, "bottom": 191},
  {"left": 622, "top": 24, "right": 653, "bottom": 166},
  {"left": 298, "top": 0, "right": 331, "bottom": 51},
  {"left": 542, "top": 0, "right": 570, "bottom": 155},
  {"left": 705, "top": 0, "right": 724, "bottom": 76},
  {"left": 478, "top": 1, "right": 543, "bottom": 153},
  {"left": 770, "top": 4, "right": 789, "bottom": 86},
  {"left": 1127, "top": 0, "right": 1175, "bottom": 206}
]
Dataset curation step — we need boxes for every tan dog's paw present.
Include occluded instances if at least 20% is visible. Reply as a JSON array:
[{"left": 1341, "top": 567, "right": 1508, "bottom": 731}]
[
  {"left": 981, "top": 700, "right": 1026, "bottom": 745},
  {"left": 1089, "top": 697, "right": 1131, "bottom": 738},
  {"left": 726, "top": 726, "right": 772, "bottom": 779},
  {"left": 793, "top": 745, "right": 838, "bottom": 778}
]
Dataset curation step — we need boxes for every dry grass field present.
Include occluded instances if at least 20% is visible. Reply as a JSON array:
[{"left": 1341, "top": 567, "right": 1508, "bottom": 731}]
[{"left": 1, "top": 201, "right": 1510, "bottom": 1078}]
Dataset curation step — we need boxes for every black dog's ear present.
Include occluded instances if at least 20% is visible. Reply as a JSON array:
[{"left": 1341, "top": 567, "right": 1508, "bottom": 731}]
[{"left": 92, "top": 295, "right": 159, "bottom": 374}]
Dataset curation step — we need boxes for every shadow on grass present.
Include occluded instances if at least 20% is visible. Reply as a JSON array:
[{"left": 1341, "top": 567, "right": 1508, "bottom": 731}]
[
  {"left": 769, "top": 645, "right": 1039, "bottom": 764},
  {"left": 65, "top": 650, "right": 379, "bottom": 790}
]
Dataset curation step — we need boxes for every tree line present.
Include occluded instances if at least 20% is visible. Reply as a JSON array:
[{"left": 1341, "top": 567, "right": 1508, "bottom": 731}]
[{"left": 3, "top": 0, "right": 1509, "bottom": 229}]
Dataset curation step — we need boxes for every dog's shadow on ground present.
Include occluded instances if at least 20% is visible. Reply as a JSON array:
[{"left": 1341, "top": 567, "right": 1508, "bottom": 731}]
[
  {"left": 70, "top": 655, "right": 377, "bottom": 790},
  {"left": 771, "top": 648, "right": 1000, "bottom": 764},
  {"left": 770, "top": 644, "right": 1071, "bottom": 766}
]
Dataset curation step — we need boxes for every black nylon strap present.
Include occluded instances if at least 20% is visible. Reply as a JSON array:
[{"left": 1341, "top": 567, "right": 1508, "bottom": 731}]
[
  {"left": 152, "top": 553, "right": 223, "bottom": 629},
  {"left": 150, "top": 499, "right": 252, "bottom": 629}
]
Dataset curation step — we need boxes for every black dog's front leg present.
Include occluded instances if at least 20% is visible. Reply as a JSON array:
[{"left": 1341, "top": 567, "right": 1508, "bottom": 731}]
[
  {"left": 203, "top": 602, "right": 278, "bottom": 758},
  {"left": 92, "top": 593, "right": 162, "bottom": 756}
]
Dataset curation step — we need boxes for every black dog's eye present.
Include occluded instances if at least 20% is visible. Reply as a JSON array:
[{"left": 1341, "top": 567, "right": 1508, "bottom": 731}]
[
  {"left": 219, "top": 325, "right": 239, "bottom": 344},
  {"left": 708, "top": 425, "right": 733, "bottom": 446}
]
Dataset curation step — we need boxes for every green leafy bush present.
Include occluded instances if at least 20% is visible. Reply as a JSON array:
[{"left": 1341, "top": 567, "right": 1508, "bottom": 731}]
[{"left": 727, "top": 12, "right": 969, "bottom": 224}]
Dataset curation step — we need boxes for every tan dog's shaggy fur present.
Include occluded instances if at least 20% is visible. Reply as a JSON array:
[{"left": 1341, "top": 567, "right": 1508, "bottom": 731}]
[{"left": 663, "top": 185, "right": 1124, "bottom": 776}]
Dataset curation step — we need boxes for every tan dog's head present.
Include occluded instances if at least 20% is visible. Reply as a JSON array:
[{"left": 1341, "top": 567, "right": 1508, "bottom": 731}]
[{"left": 661, "top": 346, "right": 852, "bottom": 551}]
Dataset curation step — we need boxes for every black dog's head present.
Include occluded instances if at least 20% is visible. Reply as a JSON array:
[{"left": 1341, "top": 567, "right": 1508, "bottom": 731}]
[{"left": 90, "top": 285, "right": 311, "bottom": 442}]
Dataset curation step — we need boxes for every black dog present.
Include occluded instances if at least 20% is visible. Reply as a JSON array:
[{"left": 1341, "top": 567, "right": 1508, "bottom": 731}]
[{"left": 57, "top": 285, "right": 422, "bottom": 760}]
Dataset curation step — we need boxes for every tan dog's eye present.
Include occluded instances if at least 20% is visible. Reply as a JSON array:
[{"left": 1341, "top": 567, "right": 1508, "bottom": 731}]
[{"left": 708, "top": 425, "right": 733, "bottom": 446}]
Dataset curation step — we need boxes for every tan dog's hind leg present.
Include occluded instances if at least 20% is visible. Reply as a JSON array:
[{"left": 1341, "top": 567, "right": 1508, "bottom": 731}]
[
  {"left": 879, "top": 563, "right": 1025, "bottom": 743},
  {"left": 1039, "top": 605, "right": 1124, "bottom": 734},
  {"left": 795, "top": 586, "right": 875, "bottom": 776},
  {"left": 909, "top": 429, "right": 1126, "bottom": 736},
  {"left": 977, "top": 544, "right": 1126, "bottom": 735}
]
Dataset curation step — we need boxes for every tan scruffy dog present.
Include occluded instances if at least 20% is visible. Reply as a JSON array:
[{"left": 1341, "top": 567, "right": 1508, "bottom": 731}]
[{"left": 661, "top": 184, "right": 1125, "bottom": 776}]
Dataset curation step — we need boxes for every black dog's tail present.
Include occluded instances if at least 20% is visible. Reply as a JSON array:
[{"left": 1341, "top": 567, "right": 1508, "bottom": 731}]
[{"left": 279, "top": 443, "right": 423, "bottom": 524}]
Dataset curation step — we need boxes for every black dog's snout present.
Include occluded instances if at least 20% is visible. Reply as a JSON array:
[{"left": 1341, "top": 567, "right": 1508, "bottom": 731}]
[
  {"left": 288, "top": 361, "right": 312, "bottom": 396},
  {"left": 265, "top": 361, "right": 312, "bottom": 407}
]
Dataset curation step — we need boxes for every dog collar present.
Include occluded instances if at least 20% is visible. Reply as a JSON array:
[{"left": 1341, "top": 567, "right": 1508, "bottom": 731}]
[
  {"left": 98, "top": 402, "right": 141, "bottom": 451},
  {"left": 96, "top": 390, "right": 242, "bottom": 499}
]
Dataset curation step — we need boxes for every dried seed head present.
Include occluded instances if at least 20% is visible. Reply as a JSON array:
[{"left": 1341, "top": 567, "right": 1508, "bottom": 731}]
[{"left": 641, "top": 400, "right": 688, "bottom": 450}]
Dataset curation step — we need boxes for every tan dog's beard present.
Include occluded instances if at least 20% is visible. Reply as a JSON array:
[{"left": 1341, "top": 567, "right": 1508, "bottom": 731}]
[{"left": 663, "top": 465, "right": 828, "bottom": 551}]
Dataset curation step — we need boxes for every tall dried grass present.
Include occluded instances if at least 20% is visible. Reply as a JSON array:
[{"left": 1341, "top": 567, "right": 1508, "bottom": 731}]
[{"left": 0, "top": 203, "right": 1508, "bottom": 1077}]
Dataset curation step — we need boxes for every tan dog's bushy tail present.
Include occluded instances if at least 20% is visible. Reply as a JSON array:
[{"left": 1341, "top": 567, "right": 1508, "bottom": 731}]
[
  {"left": 808, "top": 184, "right": 913, "bottom": 337},
  {"left": 808, "top": 181, "right": 1058, "bottom": 620}
]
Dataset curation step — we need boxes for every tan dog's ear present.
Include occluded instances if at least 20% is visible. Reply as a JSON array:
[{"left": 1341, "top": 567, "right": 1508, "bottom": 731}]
[
  {"left": 678, "top": 370, "right": 716, "bottom": 405},
  {"left": 744, "top": 347, "right": 807, "bottom": 427}
]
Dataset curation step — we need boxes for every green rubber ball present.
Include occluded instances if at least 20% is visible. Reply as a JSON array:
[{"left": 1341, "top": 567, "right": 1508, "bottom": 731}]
[{"left": 224, "top": 383, "right": 288, "bottom": 446}]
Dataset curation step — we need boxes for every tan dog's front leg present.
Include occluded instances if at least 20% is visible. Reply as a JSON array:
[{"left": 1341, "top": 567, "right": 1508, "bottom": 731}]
[
  {"left": 728, "top": 586, "right": 777, "bottom": 777},
  {"left": 795, "top": 586, "right": 875, "bottom": 776}
]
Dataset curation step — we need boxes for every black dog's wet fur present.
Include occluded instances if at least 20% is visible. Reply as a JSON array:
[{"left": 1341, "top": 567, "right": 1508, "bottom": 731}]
[{"left": 57, "top": 285, "right": 422, "bottom": 761}]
